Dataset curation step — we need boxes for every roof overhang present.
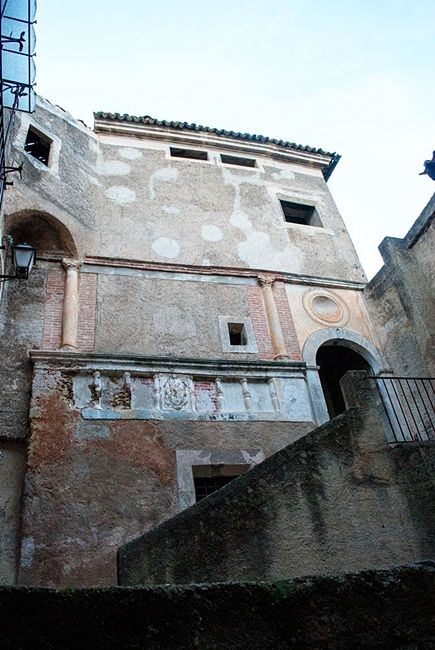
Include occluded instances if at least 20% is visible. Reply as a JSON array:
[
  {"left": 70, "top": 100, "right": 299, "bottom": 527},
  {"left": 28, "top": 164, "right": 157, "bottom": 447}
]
[{"left": 94, "top": 114, "right": 340, "bottom": 180}]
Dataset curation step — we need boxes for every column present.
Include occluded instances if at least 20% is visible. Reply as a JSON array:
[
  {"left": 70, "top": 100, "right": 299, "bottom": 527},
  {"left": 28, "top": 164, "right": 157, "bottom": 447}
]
[
  {"left": 257, "top": 274, "right": 290, "bottom": 360},
  {"left": 61, "top": 258, "right": 82, "bottom": 350}
]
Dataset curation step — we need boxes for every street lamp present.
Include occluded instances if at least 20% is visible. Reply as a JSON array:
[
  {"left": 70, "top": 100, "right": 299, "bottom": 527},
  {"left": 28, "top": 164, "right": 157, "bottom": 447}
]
[{"left": 0, "top": 238, "right": 36, "bottom": 281}]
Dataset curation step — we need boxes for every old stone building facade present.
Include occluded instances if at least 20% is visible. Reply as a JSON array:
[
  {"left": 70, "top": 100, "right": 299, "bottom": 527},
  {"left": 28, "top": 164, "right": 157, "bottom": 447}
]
[{"left": 0, "top": 96, "right": 432, "bottom": 587}]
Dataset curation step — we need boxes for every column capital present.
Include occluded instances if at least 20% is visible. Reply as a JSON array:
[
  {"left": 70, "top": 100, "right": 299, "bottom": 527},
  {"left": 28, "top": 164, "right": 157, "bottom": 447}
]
[
  {"left": 62, "top": 258, "right": 83, "bottom": 271},
  {"left": 257, "top": 274, "right": 276, "bottom": 288}
]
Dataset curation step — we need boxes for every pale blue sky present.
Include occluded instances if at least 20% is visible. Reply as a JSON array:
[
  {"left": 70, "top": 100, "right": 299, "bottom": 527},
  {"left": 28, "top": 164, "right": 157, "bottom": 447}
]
[{"left": 35, "top": 1, "right": 434, "bottom": 278}]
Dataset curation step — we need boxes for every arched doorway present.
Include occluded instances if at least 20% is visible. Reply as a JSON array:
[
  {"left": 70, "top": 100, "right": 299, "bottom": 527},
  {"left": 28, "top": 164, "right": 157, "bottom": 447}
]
[
  {"left": 303, "top": 328, "right": 383, "bottom": 424},
  {"left": 316, "top": 344, "right": 371, "bottom": 418}
]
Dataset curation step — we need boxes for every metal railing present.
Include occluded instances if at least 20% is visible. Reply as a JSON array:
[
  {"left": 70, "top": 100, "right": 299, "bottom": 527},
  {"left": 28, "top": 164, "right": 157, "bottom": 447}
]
[{"left": 372, "top": 376, "right": 435, "bottom": 444}]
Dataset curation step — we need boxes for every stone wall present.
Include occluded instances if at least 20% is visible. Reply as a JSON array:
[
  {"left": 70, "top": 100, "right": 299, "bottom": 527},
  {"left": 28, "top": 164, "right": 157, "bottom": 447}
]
[
  {"left": 4, "top": 97, "right": 367, "bottom": 282},
  {"left": 364, "top": 193, "right": 435, "bottom": 376},
  {"left": 1, "top": 562, "right": 434, "bottom": 649},
  {"left": 18, "top": 355, "right": 314, "bottom": 587},
  {"left": 119, "top": 371, "right": 435, "bottom": 586},
  {"left": 0, "top": 267, "right": 47, "bottom": 584}
]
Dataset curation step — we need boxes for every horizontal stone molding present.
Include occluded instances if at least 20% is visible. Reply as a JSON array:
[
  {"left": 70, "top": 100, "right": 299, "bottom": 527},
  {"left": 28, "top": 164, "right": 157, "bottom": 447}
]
[
  {"left": 80, "top": 409, "right": 298, "bottom": 422},
  {"left": 29, "top": 350, "right": 306, "bottom": 376},
  {"left": 35, "top": 257, "right": 367, "bottom": 291}
]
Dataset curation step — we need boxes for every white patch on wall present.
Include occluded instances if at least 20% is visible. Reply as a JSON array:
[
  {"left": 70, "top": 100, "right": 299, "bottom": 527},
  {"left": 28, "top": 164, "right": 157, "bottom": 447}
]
[
  {"left": 149, "top": 167, "right": 179, "bottom": 200},
  {"left": 202, "top": 258, "right": 211, "bottom": 266},
  {"left": 162, "top": 206, "right": 180, "bottom": 215},
  {"left": 89, "top": 139, "right": 101, "bottom": 153},
  {"left": 238, "top": 230, "right": 304, "bottom": 270},
  {"left": 88, "top": 176, "right": 101, "bottom": 186},
  {"left": 118, "top": 147, "right": 143, "bottom": 160},
  {"left": 201, "top": 224, "right": 223, "bottom": 242},
  {"left": 151, "top": 237, "right": 180, "bottom": 259},
  {"left": 100, "top": 160, "right": 131, "bottom": 176},
  {"left": 20, "top": 537, "right": 35, "bottom": 568},
  {"left": 105, "top": 186, "right": 137, "bottom": 205},
  {"left": 272, "top": 169, "right": 296, "bottom": 180}
]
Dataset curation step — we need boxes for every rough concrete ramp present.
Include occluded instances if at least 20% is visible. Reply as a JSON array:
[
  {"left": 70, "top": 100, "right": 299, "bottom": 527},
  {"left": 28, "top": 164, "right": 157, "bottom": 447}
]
[{"left": 0, "top": 562, "right": 434, "bottom": 649}]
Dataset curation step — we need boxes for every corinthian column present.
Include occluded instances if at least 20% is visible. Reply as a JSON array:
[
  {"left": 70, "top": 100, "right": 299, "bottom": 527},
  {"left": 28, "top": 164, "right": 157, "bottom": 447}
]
[
  {"left": 257, "top": 274, "right": 290, "bottom": 360},
  {"left": 61, "top": 258, "right": 83, "bottom": 350}
]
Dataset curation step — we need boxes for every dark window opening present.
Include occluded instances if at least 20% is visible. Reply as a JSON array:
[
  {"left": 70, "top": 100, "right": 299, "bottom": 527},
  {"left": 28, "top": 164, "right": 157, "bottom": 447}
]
[
  {"left": 220, "top": 154, "right": 257, "bottom": 168},
  {"left": 24, "top": 127, "right": 52, "bottom": 166},
  {"left": 193, "top": 464, "right": 247, "bottom": 502},
  {"left": 228, "top": 322, "right": 247, "bottom": 346},
  {"left": 170, "top": 147, "right": 208, "bottom": 161},
  {"left": 280, "top": 200, "right": 320, "bottom": 226},
  {"left": 316, "top": 344, "right": 371, "bottom": 418},
  {"left": 194, "top": 475, "right": 236, "bottom": 501}
]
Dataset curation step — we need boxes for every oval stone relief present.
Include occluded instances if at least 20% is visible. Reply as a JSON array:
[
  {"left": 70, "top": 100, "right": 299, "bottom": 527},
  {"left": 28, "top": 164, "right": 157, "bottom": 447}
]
[{"left": 302, "top": 289, "right": 350, "bottom": 327}]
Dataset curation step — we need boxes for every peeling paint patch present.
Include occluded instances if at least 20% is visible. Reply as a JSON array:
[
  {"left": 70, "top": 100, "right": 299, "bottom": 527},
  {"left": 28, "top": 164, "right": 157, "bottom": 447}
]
[
  {"left": 162, "top": 206, "right": 180, "bottom": 215},
  {"left": 20, "top": 537, "right": 35, "bottom": 568},
  {"left": 149, "top": 167, "right": 178, "bottom": 200},
  {"left": 100, "top": 160, "right": 131, "bottom": 176},
  {"left": 151, "top": 237, "right": 180, "bottom": 259},
  {"left": 272, "top": 169, "right": 296, "bottom": 180},
  {"left": 238, "top": 230, "right": 304, "bottom": 270},
  {"left": 105, "top": 186, "right": 137, "bottom": 205},
  {"left": 201, "top": 225, "right": 223, "bottom": 242},
  {"left": 118, "top": 147, "right": 143, "bottom": 160}
]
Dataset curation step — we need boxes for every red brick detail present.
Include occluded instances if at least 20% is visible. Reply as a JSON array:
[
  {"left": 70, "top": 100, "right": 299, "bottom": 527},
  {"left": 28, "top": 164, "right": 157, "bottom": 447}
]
[
  {"left": 247, "top": 285, "right": 274, "bottom": 360},
  {"left": 194, "top": 381, "right": 218, "bottom": 412},
  {"left": 77, "top": 273, "right": 97, "bottom": 352},
  {"left": 42, "top": 270, "right": 64, "bottom": 349},
  {"left": 272, "top": 281, "right": 302, "bottom": 360}
]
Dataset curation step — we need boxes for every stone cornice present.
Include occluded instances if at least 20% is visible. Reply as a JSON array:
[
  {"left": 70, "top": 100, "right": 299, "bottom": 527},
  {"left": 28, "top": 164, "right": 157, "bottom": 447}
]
[
  {"left": 78, "top": 256, "right": 367, "bottom": 291},
  {"left": 94, "top": 118, "right": 335, "bottom": 175},
  {"left": 29, "top": 350, "right": 306, "bottom": 376}
]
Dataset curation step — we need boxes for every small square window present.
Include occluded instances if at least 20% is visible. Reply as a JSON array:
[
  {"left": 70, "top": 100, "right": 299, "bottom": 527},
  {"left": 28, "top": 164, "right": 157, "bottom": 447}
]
[
  {"left": 170, "top": 147, "right": 208, "bottom": 161},
  {"left": 220, "top": 154, "right": 257, "bottom": 168},
  {"left": 192, "top": 464, "right": 246, "bottom": 502},
  {"left": 24, "top": 127, "right": 52, "bottom": 166},
  {"left": 228, "top": 322, "right": 247, "bottom": 346},
  {"left": 280, "top": 200, "right": 321, "bottom": 227},
  {"left": 218, "top": 316, "right": 258, "bottom": 353}
]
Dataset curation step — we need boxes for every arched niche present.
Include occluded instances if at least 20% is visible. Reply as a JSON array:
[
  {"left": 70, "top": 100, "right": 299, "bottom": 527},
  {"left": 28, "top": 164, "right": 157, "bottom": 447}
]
[
  {"left": 4, "top": 210, "right": 77, "bottom": 259},
  {"left": 302, "top": 328, "right": 383, "bottom": 424}
]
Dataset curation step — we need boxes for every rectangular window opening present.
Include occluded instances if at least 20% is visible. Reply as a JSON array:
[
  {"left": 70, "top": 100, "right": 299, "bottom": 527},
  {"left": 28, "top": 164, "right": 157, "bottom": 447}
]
[
  {"left": 280, "top": 200, "right": 319, "bottom": 226},
  {"left": 193, "top": 464, "right": 247, "bottom": 502},
  {"left": 220, "top": 154, "right": 257, "bottom": 168},
  {"left": 228, "top": 322, "right": 247, "bottom": 346},
  {"left": 24, "top": 127, "right": 52, "bottom": 166},
  {"left": 170, "top": 147, "right": 208, "bottom": 161}
]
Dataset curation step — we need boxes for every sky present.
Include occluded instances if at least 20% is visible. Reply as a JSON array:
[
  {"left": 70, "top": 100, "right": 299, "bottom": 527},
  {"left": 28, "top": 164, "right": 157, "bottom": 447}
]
[{"left": 35, "top": 0, "right": 434, "bottom": 279}]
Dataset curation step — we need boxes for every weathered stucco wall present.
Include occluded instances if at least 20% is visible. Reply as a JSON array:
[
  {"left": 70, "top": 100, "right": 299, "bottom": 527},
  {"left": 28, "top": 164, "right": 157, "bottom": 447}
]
[
  {"left": 4, "top": 97, "right": 366, "bottom": 281},
  {"left": 1, "top": 563, "right": 434, "bottom": 649},
  {"left": 364, "top": 194, "right": 435, "bottom": 376},
  {"left": 0, "top": 442, "right": 26, "bottom": 584},
  {"left": 19, "top": 361, "right": 313, "bottom": 587},
  {"left": 119, "top": 371, "right": 435, "bottom": 586}
]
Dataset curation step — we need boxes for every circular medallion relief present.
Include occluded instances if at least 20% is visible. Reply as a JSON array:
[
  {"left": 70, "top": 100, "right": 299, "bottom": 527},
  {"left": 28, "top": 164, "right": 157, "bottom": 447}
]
[{"left": 302, "top": 289, "right": 350, "bottom": 327}]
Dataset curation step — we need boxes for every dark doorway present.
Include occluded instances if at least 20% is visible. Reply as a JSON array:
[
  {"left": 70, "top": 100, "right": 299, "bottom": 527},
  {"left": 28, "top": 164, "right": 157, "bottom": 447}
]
[{"left": 316, "top": 344, "right": 371, "bottom": 418}]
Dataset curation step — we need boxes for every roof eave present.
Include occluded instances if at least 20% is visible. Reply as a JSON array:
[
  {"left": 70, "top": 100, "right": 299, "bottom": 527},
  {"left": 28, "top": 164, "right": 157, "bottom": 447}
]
[{"left": 94, "top": 116, "right": 339, "bottom": 179}]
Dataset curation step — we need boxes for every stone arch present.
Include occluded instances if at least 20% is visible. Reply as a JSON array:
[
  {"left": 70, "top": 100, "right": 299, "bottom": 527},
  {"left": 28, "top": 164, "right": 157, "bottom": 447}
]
[
  {"left": 4, "top": 209, "right": 77, "bottom": 258},
  {"left": 303, "top": 328, "right": 383, "bottom": 424},
  {"left": 303, "top": 327, "right": 383, "bottom": 372}
]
